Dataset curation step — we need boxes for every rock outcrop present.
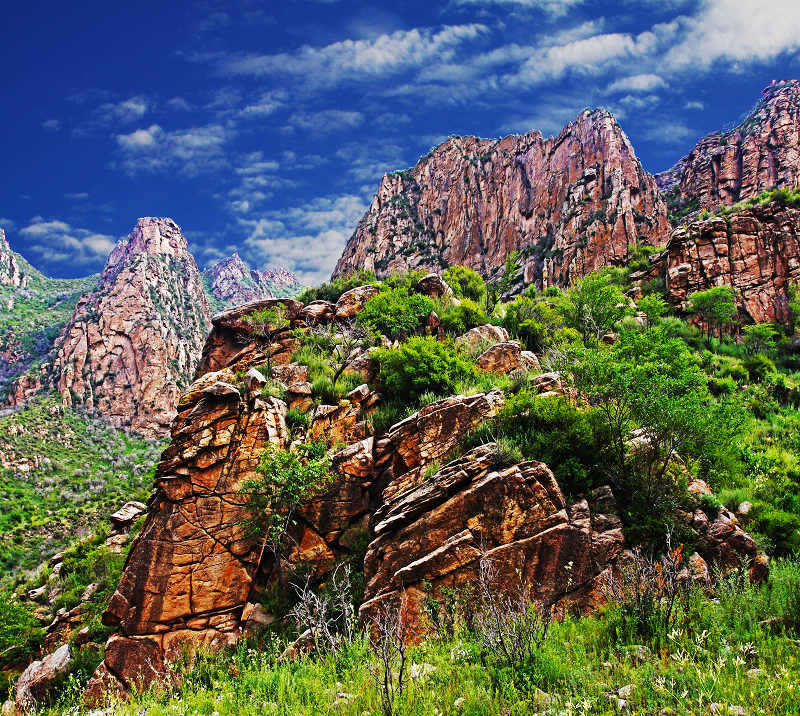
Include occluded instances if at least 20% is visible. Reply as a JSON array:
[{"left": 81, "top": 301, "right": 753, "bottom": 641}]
[
  {"left": 663, "top": 203, "right": 800, "bottom": 324},
  {"left": 13, "top": 644, "right": 73, "bottom": 712},
  {"left": 333, "top": 109, "right": 670, "bottom": 289},
  {"left": 202, "top": 253, "right": 298, "bottom": 311},
  {"left": 11, "top": 218, "right": 212, "bottom": 438},
  {"left": 657, "top": 81, "right": 800, "bottom": 211},
  {"left": 85, "top": 288, "right": 767, "bottom": 702},
  {"left": 0, "top": 228, "right": 28, "bottom": 289},
  {"left": 361, "top": 446, "right": 626, "bottom": 630}
]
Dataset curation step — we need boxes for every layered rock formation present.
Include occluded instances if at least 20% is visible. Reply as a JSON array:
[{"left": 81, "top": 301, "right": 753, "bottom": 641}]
[
  {"left": 86, "top": 288, "right": 766, "bottom": 703},
  {"left": 202, "top": 253, "right": 298, "bottom": 312},
  {"left": 663, "top": 203, "right": 800, "bottom": 324},
  {"left": 12, "top": 218, "right": 212, "bottom": 438},
  {"left": 0, "top": 228, "right": 28, "bottom": 288},
  {"left": 657, "top": 80, "right": 800, "bottom": 210},
  {"left": 333, "top": 109, "right": 670, "bottom": 288}
]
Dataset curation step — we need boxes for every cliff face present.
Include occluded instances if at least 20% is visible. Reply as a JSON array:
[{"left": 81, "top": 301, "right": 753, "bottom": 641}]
[
  {"left": 31, "top": 218, "right": 212, "bottom": 438},
  {"left": 202, "top": 253, "right": 299, "bottom": 312},
  {"left": 0, "top": 228, "right": 29, "bottom": 289},
  {"left": 333, "top": 109, "right": 671, "bottom": 288},
  {"left": 657, "top": 80, "right": 800, "bottom": 210},
  {"left": 663, "top": 202, "right": 800, "bottom": 324}
]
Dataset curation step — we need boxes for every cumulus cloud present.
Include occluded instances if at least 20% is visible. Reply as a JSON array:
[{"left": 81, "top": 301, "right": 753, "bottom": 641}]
[
  {"left": 114, "top": 124, "right": 231, "bottom": 175},
  {"left": 607, "top": 73, "right": 667, "bottom": 92},
  {"left": 20, "top": 218, "right": 117, "bottom": 265},
  {"left": 241, "top": 194, "right": 368, "bottom": 284},
  {"left": 664, "top": 0, "right": 800, "bottom": 69},
  {"left": 217, "top": 24, "right": 489, "bottom": 89}
]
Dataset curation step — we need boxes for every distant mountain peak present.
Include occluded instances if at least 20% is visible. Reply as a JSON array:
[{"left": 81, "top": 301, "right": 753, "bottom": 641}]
[
  {"left": 0, "top": 228, "right": 30, "bottom": 289},
  {"left": 202, "top": 253, "right": 298, "bottom": 312}
]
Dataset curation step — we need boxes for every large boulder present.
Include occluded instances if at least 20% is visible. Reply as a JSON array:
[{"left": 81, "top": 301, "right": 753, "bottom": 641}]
[
  {"left": 15, "top": 644, "right": 73, "bottom": 712},
  {"left": 475, "top": 340, "right": 538, "bottom": 374},
  {"left": 455, "top": 324, "right": 509, "bottom": 350},
  {"left": 334, "top": 285, "right": 380, "bottom": 319},
  {"left": 414, "top": 273, "right": 453, "bottom": 298}
]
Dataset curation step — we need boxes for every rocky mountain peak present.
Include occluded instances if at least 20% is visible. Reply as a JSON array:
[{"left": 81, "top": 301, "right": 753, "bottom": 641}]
[
  {"left": 656, "top": 80, "right": 800, "bottom": 211},
  {"left": 203, "top": 253, "right": 299, "bottom": 311},
  {"left": 9, "top": 218, "right": 213, "bottom": 438},
  {"left": 0, "top": 228, "right": 29, "bottom": 289},
  {"left": 333, "top": 108, "right": 670, "bottom": 288}
]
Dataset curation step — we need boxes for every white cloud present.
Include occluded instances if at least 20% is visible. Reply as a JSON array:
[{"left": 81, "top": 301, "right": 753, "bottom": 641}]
[
  {"left": 287, "top": 110, "right": 364, "bottom": 133},
  {"left": 166, "top": 97, "right": 193, "bottom": 111},
  {"left": 241, "top": 194, "right": 368, "bottom": 284},
  {"left": 42, "top": 119, "right": 61, "bottom": 131},
  {"left": 20, "top": 219, "right": 116, "bottom": 265},
  {"left": 607, "top": 73, "right": 667, "bottom": 93},
  {"left": 97, "top": 96, "right": 149, "bottom": 123},
  {"left": 218, "top": 24, "right": 489, "bottom": 89},
  {"left": 685, "top": 100, "right": 705, "bottom": 110},
  {"left": 0, "top": 217, "right": 18, "bottom": 232},
  {"left": 114, "top": 124, "right": 231, "bottom": 175},
  {"left": 450, "top": 0, "right": 584, "bottom": 18},
  {"left": 64, "top": 192, "right": 90, "bottom": 200},
  {"left": 239, "top": 89, "right": 287, "bottom": 117},
  {"left": 664, "top": 0, "right": 800, "bottom": 69}
]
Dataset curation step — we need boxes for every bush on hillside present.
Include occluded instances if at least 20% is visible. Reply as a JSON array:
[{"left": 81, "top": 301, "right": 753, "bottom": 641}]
[
  {"left": 439, "top": 299, "right": 488, "bottom": 336},
  {"left": 297, "top": 270, "right": 377, "bottom": 305},
  {"left": 372, "top": 337, "right": 479, "bottom": 402},
  {"left": 442, "top": 265, "right": 486, "bottom": 303},
  {"left": 357, "top": 288, "right": 435, "bottom": 340}
]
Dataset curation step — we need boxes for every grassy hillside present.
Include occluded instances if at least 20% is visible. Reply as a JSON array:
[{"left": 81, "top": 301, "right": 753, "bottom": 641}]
[
  {"left": 0, "top": 257, "right": 98, "bottom": 400},
  {"left": 0, "top": 395, "right": 163, "bottom": 578}
]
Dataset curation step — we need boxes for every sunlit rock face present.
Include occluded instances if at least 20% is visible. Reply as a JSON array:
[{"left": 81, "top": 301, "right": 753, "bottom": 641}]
[
  {"left": 333, "top": 109, "right": 670, "bottom": 290},
  {"left": 657, "top": 80, "right": 800, "bottom": 210}
]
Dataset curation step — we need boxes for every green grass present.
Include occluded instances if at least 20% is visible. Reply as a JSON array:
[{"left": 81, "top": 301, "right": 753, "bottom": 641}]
[
  {"left": 0, "top": 395, "right": 163, "bottom": 579},
  {"left": 43, "top": 560, "right": 800, "bottom": 715}
]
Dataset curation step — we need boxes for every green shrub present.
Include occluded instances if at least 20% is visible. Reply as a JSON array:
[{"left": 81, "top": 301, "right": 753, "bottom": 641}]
[
  {"left": 0, "top": 592, "right": 43, "bottom": 668},
  {"left": 442, "top": 265, "right": 486, "bottom": 303},
  {"left": 372, "top": 337, "right": 479, "bottom": 402},
  {"left": 439, "top": 299, "right": 488, "bottom": 336},
  {"left": 752, "top": 506, "right": 800, "bottom": 556},
  {"left": 501, "top": 296, "right": 564, "bottom": 352},
  {"left": 286, "top": 408, "right": 310, "bottom": 430},
  {"left": 357, "top": 288, "right": 435, "bottom": 340},
  {"left": 744, "top": 354, "right": 777, "bottom": 382}
]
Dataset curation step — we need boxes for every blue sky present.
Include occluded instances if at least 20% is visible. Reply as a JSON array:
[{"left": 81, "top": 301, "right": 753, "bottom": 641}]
[{"left": 2, "top": 0, "right": 800, "bottom": 284}]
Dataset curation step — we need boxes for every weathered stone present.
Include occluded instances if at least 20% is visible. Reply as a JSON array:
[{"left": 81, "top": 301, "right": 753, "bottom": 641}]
[
  {"left": 415, "top": 273, "right": 453, "bottom": 298},
  {"left": 334, "top": 285, "right": 380, "bottom": 319},
  {"left": 657, "top": 81, "right": 800, "bottom": 211},
  {"left": 301, "top": 300, "right": 335, "bottom": 323},
  {"left": 475, "top": 340, "right": 528, "bottom": 374},
  {"left": 532, "top": 372, "right": 562, "bottom": 394},
  {"left": 244, "top": 368, "right": 268, "bottom": 398},
  {"left": 15, "top": 644, "right": 73, "bottom": 712},
  {"left": 203, "top": 253, "right": 297, "bottom": 308},
  {"left": 455, "top": 324, "right": 509, "bottom": 350},
  {"left": 109, "top": 501, "right": 147, "bottom": 529}
]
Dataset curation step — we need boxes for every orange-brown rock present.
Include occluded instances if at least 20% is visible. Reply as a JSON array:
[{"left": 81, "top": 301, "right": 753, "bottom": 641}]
[
  {"left": 657, "top": 81, "right": 800, "bottom": 211},
  {"left": 360, "top": 445, "right": 626, "bottom": 634},
  {"left": 475, "top": 340, "right": 539, "bottom": 374},
  {"left": 333, "top": 110, "right": 670, "bottom": 289},
  {"left": 664, "top": 203, "right": 800, "bottom": 324},
  {"left": 374, "top": 390, "right": 505, "bottom": 500},
  {"left": 334, "top": 285, "right": 380, "bottom": 319},
  {"left": 455, "top": 324, "right": 509, "bottom": 350},
  {"left": 9, "top": 218, "right": 212, "bottom": 438}
]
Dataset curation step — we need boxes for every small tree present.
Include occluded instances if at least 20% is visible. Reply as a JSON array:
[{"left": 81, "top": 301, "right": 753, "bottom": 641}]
[
  {"left": 787, "top": 282, "right": 800, "bottom": 333},
  {"left": 560, "top": 268, "right": 629, "bottom": 345},
  {"left": 443, "top": 265, "right": 486, "bottom": 303},
  {"left": 688, "top": 286, "right": 736, "bottom": 340},
  {"left": 367, "top": 596, "right": 410, "bottom": 716},
  {"left": 243, "top": 303, "right": 290, "bottom": 371},
  {"left": 238, "top": 441, "right": 331, "bottom": 586},
  {"left": 637, "top": 293, "right": 668, "bottom": 329},
  {"left": 308, "top": 320, "right": 372, "bottom": 388},
  {"left": 742, "top": 323, "right": 779, "bottom": 356},
  {"left": 487, "top": 251, "right": 523, "bottom": 311}
]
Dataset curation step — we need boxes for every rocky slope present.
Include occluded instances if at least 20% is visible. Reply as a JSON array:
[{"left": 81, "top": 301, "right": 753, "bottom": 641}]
[
  {"left": 657, "top": 80, "right": 800, "bottom": 213},
  {"left": 333, "top": 109, "right": 671, "bottom": 288},
  {"left": 202, "top": 253, "right": 298, "bottom": 312},
  {"left": 661, "top": 202, "right": 800, "bottom": 324},
  {"left": 84, "top": 285, "right": 765, "bottom": 702},
  {"left": 9, "top": 218, "right": 212, "bottom": 438}
]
